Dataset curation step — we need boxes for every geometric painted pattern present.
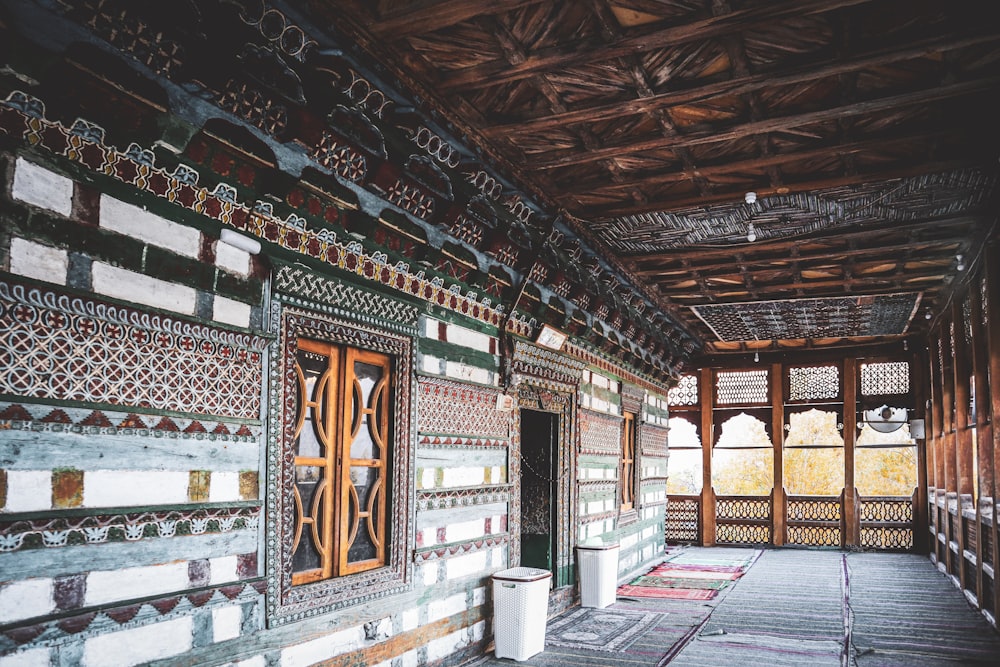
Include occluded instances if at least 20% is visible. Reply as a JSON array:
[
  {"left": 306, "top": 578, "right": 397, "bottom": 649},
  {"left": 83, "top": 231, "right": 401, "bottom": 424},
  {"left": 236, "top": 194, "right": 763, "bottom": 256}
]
[
  {"left": 860, "top": 361, "right": 910, "bottom": 396},
  {"left": 0, "top": 505, "right": 260, "bottom": 553},
  {"left": 667, "top": 374, "right": 698, "bottom": 406},
  {"left": 579, "top": 410, "right": 622, "bottom": 455},
  {"left": 0, "top": 279, "right": 265, "bottom": 420},
  {"left": 417, "top": 377, "right": 510, "bottom": 438},
  {"left": 0, "top": 92, "right": 529, "bottom": 339},
  {"left": 274, "top": 264, "right": 419, "bottom": 330},
  {"left": 692, "top": 293, "right": 922, "bottom": 342}
]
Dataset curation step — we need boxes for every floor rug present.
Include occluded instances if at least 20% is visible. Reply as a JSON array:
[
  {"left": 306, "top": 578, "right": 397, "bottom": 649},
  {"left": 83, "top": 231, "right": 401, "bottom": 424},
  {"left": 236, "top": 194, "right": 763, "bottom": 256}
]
[
  {"left": 631, "top": 575, "right": 731, "bottom": 590},
  {"left": 545, "top": 607, "right": 663, "bottom": 652},
  {"left": 617, "top": 584, "right": 717, "bottom": 600},
  {"left": 648, "top": 567, "right": 743, "bottom": 580},
  {"left": 652, "top": 563, "right": 744, "bottom": 574}
]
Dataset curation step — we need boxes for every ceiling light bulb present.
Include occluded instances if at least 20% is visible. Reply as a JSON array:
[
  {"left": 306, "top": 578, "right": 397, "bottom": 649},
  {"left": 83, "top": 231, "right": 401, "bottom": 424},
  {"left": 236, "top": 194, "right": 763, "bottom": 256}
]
[
  {"left": 956, "top": 254, "right": 965, "bottom": 271},
  {"left": 747, "top": 223, "right": 757, "bottom": 242},
  {"left": 925, "top": 311, "right": 932, "bottom": 320},
  {"left": 744, "top": 191, "right": 757, "bottom": 205},
  {"left": 753, "top": 350, "right": 760, "bottom": 362}
]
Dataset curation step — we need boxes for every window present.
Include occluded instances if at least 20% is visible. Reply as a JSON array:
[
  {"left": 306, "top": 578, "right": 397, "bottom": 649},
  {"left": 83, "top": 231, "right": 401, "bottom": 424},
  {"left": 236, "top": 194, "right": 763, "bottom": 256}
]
[
  {"left": 292, "top": 339, "right": 391, "bottom": 584},
  {"left": 666, "top": 416, "right": 702, "bottom": 494},
  {"left": 621, "top": 412, "right": 637, "bottom": 511},
  {"left": 268, "top": 307, "right": 414, "bottom": 625}
]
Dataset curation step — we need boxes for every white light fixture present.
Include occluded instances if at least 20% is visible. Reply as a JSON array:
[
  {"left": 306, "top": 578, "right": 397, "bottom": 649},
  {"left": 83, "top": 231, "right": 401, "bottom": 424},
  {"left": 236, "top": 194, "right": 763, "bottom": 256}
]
[
  {"left": 744, "top": 191, "right": 757, "bottom": 205},
  {"left": 746, "top": 222, "right": 757, "bottom": 243},
  {"left": 955, "top": 254, "right": 965, "bottom": 271},
  {"left": 753, "top": 350, "right": 760, "bottom": 363},
  {"left": 925, "top": 310, "right": 932, "bottom": 320}
]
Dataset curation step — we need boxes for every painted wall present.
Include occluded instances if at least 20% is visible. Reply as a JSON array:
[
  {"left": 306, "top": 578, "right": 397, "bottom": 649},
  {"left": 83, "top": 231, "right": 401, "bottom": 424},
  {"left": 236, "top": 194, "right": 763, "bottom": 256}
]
[{"left": 0, "top": 3, "right": 678, "bottom": 664}]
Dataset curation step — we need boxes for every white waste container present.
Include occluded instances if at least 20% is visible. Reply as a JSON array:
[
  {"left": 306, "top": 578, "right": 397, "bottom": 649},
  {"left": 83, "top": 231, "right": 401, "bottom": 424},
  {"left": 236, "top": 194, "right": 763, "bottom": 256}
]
[
  {"left": 576, "top": 542, "right": 619, "bottom": 608},
  {"left": 492, "top": 567, "right": 552, "bottom": 661}
]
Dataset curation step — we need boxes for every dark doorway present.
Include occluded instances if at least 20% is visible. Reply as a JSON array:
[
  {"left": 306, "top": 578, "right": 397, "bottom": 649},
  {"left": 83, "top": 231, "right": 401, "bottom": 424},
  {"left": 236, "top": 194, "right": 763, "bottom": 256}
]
[{"left": 520, "top": 409, "right": 559, "bottom": 572}]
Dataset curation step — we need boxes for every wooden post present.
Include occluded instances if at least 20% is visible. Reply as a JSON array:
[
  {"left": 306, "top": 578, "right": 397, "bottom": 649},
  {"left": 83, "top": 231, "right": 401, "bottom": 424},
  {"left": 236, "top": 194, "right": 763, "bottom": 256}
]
[
  {"left": 983, "top": 241, "right": 1000, "bottom": 622},
  {"left": 940, "top": 323, "right": 958, "bottom": 577},
  {"left": 911, "top": 345, "right": 929, "bottom": 554},
  {"left": 929, "top": 330, "right": 946, "bottom": 566},
  {"left": 699, "top": 367, "right": 716, "bottom": 546},
  {"left": 969, "top": 278, "right": 991, "bottom": 610},
  {"left": 844, "top": 356, "right": 858, "bottom": 547},
  {"left": 771, "top": 362, "right": 785, "bottom": 546},
  {"left": 952, "top": 300, "right": 974, "bottom": 498},
  {"left": 951, "top": 302, "right": 972, "bottom": 593}
]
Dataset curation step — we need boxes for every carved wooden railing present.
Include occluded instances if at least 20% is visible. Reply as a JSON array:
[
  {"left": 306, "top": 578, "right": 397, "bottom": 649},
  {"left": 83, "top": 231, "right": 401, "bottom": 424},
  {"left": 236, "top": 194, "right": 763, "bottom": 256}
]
[
  {"left": 666, "top": 494, "right": 701, "bottom": 544},
  {"left": 715, "top": 494, "right": 772, "bottom": 545},
  {"left": 859, "top": 492, "right": 916, "bottom": 551},
  {"left": 786, "top": 493, "right": 844, "bottom": 547}
]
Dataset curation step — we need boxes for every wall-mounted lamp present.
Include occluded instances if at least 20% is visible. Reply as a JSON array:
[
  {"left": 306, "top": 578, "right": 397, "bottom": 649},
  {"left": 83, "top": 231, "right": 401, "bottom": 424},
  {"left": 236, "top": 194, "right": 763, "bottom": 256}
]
[{"left": 746, "top": 222, "right": 757, "bottom": 243}]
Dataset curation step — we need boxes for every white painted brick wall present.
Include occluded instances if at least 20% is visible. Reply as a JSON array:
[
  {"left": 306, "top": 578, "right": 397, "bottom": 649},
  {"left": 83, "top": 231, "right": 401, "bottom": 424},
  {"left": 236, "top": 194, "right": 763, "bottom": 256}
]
[
  {"left": 9, "top": 237, "right": 67, "bottom": 285},
  {"left": 83, "top": 470, "right": 189, "bottom": 507},
  {"left": 212, "top": 605, "right": 243, "bottom": 642},
  {"left": 210, "top": 555, "right": 239, "bottom": 585},
  {"left": 426, "top": 628, "right": 467, "bottom": 662},
  {"left": 213, "top": 295, "right": 253, "bottom": 328},
  {"left": 209, "top": 471, "right": 241, "bottom": 503},
  {"left": 215, "top": 241, "right": 251, "bottom": 275},
  {"left": 82, "top": 617, "right": 193, "bottom": 667},
  {"left": 0, "top": 647, "right": 52, "bottom": 667},
  {"left": 2, "top": 470, "right": 51, "bottom": 512},
  {"left": 0, "top": 578, "right": 54, "bottom": 624},
  {"left": 401, "top": 607, "right": 420, "bottom": 632},
  {"left": 445, "top": 550, "right": 488, "bottom": 580},
  {"left": 427, "top": 592, "right": 466, "bottom": 623},
  {"left": 444, "top": 360, "right": 494, "bottom": 385},
  {"left": 280, "top": 626, "right": 364, "bottom": 667},
  {"left": 12, "top": 157, "right": 73, "bottom": 216},
  {"left": 422, "top": 561, "right": 440, "bottom": 586},
  {"left": 100, "top": 195, "right": 201, "bottom": 258},
  {"left": 445, "top": 322, "right": 492, "bottom": 353},
  {"left": 91, "top": 263, "right": 196, "bottom": 315},
  {"left": 85, "top": 562, "right": 189, "bottom": 606}
]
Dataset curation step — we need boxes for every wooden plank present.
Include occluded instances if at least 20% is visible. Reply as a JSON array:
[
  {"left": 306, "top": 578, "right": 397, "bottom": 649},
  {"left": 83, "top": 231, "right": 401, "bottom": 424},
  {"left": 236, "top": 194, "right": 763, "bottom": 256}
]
[
  {"left": 438, "top": 0, "right": 877, "bottom": 91},
  {"left": 952, "top": 300, "right": 974, "bottom": 498},
  {"left": 481, "top": 33, "right": 1000, "bottom": 137},
  {"left": 368, "top": 0, "right": 545, "bottom": 38},
  {"left": 533, "top": 76, "right": 1000, "bottom": 170},
  {"left": 1, "top": 529, "right": 257, "bottom": 580},
  {"left": 0, "top": 430, "right": 258, "bottom": 471}
]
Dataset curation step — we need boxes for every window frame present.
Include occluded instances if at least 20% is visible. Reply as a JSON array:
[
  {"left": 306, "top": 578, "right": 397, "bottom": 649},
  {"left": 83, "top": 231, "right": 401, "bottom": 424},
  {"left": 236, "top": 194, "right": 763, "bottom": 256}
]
[
  {"left": 267, "top": 307, "right": 414, "bottom": 625},
  {"left": 620, "top": 411, "right": 637, "bottom": 511}
]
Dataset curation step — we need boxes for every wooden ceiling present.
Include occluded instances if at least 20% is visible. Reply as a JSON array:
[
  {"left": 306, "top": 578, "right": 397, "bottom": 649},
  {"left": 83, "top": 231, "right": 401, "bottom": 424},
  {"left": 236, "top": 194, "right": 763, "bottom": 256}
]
[{"left": 313, "top": 0, "right": 1000, "bottom": 357}]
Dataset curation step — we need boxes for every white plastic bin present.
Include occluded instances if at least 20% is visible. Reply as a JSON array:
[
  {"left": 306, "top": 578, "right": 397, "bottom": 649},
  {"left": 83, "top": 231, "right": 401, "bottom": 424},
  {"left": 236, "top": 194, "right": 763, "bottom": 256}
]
[
  {"left": 492, "top": 567, "right": 552, "bottom": 661},
  {"left": 576, "top": 542, "right": 619, "bottom": 608}
]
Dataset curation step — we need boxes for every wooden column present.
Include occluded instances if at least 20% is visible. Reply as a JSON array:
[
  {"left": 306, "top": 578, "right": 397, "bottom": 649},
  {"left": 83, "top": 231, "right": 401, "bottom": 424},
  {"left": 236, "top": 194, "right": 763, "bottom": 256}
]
[
  {"left": 969, "top": 278, "right": 991, "bottom": 610},
  {"left": 844, "top": 356, "right": 859, "bottom": 547},
  {"left": 984, "top": 241, "right": 1000, "bottom": 621},
  {"left": 951, "top": 302, "right": 972, "bottom": 592},
  {"left": 699, "top": 367, "right": 716, "bottom": 546},
  {"left": 771, "top": 362, "right": 785, "bottom": 546},
  {"left": 911, "top": 346, "right": 930, "bottom": 554},
  {"left": 952, "top": 301, "right": 975, "bottom": 498},
  {"left": 940, "top": 323, "right": 959, "bottom": 576}
]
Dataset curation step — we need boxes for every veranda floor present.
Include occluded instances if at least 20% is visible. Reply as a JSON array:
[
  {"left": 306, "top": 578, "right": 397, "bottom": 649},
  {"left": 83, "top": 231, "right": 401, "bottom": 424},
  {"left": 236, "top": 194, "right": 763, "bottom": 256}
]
[{"left": 465, "top": 547, "right": 1000, "bottom": 667}]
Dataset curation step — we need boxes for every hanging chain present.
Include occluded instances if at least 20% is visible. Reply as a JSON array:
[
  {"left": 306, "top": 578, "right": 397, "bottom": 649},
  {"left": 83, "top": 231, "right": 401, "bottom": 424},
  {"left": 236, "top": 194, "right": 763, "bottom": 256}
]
[{"left": 520, "top": 451, "right": 559, "bottom": 482}]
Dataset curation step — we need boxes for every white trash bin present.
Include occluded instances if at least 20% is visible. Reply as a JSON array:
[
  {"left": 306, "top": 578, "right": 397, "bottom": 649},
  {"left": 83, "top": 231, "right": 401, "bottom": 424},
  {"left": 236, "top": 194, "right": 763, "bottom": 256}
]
[
  {"left": 576, "top": 541, "right": 619, "bottom": 608},
  {"left": 492, "top": 567, "right": 552, "bottom": 661}
]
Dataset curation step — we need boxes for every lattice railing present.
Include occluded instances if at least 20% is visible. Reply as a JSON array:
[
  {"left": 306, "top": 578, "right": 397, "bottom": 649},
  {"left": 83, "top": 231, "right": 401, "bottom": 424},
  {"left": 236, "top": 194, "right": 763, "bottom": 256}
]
[
  {"left": 859, "top": 494, "right": 915, "bottom": 551},
  {"left": 716, "top": 494, "right": 771, "bottom": 545},
  {"left": 786, "top": 494, "right": 843, "bottom": 547},
  {"left": 666, "top": 495, "right": 700, "bottom": 544}
]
